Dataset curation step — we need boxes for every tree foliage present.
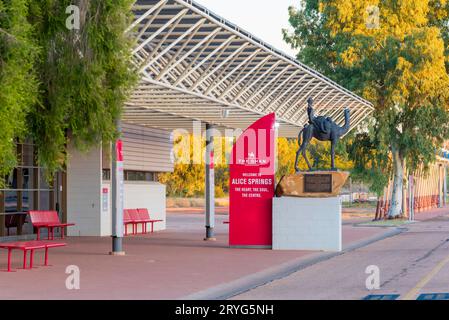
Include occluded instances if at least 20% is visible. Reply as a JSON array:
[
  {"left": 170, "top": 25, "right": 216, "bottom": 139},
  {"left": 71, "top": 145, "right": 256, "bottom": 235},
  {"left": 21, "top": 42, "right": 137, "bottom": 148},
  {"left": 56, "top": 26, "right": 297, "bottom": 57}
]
[
  {"left": 284, "top": 0, "right": 449, "bottom": 215},
  {"left": 0, "top": 0, "right": 39, "bottom": 186},
  {"left": 29, "top": 0, "right": 138, "bottom": 175},
  {"left": 1, "top": 0, "right": 137, "bottom": 181},
  {"left": 346, "top": 130, "right": 391, "bottom": 196},
  {"left": 159, "top": 135, "right": 231, "bottom": 198}
]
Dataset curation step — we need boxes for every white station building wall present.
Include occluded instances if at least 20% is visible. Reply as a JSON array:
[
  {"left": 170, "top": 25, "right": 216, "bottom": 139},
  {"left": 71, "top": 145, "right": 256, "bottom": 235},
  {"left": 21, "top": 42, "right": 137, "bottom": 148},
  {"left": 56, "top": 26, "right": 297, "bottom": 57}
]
[
  {"left": 67, "top": 123, "right": 173, "bottom": 237},
  {"left": 66, "top": 142, "right": 103, "bottom": 236},
  {"left": 100, "top": 182, "right": 167, "bottom": 235}
]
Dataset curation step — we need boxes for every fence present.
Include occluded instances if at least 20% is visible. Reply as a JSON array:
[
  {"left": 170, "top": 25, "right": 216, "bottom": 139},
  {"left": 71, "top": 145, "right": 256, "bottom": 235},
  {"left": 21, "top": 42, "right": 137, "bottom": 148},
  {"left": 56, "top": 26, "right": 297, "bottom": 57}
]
[{"left": 375, "top": 162, "right": 447, "bottom": 220}]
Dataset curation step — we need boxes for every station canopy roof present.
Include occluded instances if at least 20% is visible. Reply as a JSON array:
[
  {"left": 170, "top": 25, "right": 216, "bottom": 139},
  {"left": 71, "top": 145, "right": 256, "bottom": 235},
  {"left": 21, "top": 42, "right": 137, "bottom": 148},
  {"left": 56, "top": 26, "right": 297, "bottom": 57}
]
[{"left": 124, "top": 0, "right": 374, "bottom": 137}]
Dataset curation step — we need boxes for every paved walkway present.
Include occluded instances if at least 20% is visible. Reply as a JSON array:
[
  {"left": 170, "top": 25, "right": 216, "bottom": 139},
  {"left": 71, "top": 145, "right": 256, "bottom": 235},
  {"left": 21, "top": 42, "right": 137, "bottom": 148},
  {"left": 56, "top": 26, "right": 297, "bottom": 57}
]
[
  {"left": 414, "top": 206, "right": 449, "bottom": 221},
  {"left": 0, "top": 207, "right": 446, "bottom": 300},
  {"left": 0, "top": 213, "right": 389, "bottom": 299},
  {"left": 233, "top": 207, "right": 449, "bottom": 300}
]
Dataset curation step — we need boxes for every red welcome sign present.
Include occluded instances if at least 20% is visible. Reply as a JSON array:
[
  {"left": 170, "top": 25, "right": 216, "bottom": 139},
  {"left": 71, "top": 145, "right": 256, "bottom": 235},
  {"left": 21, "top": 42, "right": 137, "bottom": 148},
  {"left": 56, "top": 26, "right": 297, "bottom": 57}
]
[{"left": 229, "top": 113, "right": 276, "bottom": 247}]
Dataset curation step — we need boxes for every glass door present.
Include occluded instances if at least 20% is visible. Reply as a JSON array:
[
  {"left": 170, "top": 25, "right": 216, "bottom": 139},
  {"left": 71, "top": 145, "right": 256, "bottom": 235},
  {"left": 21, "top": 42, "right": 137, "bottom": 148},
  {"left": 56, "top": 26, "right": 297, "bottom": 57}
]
[{"left": 0, "top": 142, "right": 61, "bottom": 239}]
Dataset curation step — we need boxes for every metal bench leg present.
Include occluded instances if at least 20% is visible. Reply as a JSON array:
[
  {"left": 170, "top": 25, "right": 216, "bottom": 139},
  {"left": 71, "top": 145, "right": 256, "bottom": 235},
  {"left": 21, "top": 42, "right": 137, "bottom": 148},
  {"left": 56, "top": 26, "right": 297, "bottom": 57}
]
[
  {"left": 36, "top": 227, "right": 40, "bottom": 240},
  {"left": 29, "top": 250, "right": 34, "bottom": 269},
  {"left": 151, "top": 222, "right": 155, "bottom": 233},
  {"left": 23, "top": 250, "right": 27, "bottom": 269},
  {"left": 44, "top": 247, "right": 49, "bottom": 266},
  {"left": 61, "top": 227, "right": 65, "bottom": 239},
  {"left": 7, "top": 248, "right": 12, "bottom": 272}
]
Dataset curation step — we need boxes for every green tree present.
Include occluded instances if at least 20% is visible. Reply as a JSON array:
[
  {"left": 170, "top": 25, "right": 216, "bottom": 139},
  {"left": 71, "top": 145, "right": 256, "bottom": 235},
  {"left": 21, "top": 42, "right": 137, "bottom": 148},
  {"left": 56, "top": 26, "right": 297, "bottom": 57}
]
[
  {"left": 158, "top": 135, "right": 231, "bottom": 198},
  {"left": 284, "top": 0, "right": 449, "bottom": 217},
  {"left": 28, "top": 0, "right": 138, "bottom": 175},
  {"left": 1, "top": 1, "right": 137, "bottom": 182},
  {"left": 0, "top": 0, "right": 39, "bottom": 185}
]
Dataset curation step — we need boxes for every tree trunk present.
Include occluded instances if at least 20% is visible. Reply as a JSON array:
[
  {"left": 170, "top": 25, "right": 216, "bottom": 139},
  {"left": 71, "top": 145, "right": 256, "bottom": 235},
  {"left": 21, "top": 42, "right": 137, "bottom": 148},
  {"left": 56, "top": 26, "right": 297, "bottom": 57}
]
[{"left": 388, "top": 146, "right": 405, "bottom": 218}]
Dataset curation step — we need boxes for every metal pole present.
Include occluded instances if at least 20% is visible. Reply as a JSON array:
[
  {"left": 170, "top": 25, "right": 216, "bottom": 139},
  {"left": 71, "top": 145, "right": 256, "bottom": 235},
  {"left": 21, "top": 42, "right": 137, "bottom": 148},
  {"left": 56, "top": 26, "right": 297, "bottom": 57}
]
[
  {"left": 349, "top": 177, "right": 353, "bottom": 204},
  {"left": 409, "top": 175, "right": 414, "bottom": 221},
  {"left": 444, "top": 165, "right": 447, "bottom": 206},
  {"left": 437, "top": 165, "right": 440, "bottom": 207},
  {"left": 204, "top": 123, "right": 216, "bottom": 241},
  {"left": 111, "top": 121, "right": 125, "bottom": 255}
]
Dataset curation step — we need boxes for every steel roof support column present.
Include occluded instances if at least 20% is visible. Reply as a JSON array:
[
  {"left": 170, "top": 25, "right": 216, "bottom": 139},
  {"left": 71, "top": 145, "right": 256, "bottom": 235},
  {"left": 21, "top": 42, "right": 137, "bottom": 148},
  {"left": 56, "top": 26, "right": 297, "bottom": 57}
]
[
  {"left": 110, "top": 121, "right": 125, "bottom": 255},
  {"left": 204, "top": 123, "right": 216, "bottom": 241}
]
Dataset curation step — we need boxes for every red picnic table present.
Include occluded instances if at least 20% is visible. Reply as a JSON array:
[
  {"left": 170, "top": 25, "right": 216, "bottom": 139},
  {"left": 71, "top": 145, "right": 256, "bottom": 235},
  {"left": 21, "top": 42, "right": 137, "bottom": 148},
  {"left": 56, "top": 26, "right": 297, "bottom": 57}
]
[{"left": 0, "top": 241, "right": 66, "bottom": 272}]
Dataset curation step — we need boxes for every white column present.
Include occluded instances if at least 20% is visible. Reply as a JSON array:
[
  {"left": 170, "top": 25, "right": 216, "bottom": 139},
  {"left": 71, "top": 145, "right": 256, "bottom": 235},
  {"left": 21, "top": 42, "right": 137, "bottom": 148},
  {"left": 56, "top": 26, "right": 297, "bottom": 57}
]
[
  {"left": 111, "top": 122, "right": 125, "bottom": 255},
  {"left": 204, "top": 123, "right": 216, "bottom": 241}
]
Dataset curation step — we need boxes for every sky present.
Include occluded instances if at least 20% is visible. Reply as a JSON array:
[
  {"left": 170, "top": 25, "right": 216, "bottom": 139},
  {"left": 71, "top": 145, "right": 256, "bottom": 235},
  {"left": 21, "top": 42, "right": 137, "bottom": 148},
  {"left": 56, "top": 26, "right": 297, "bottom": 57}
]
[{"left": 195, "top": 0, "right": 300, "bottom": 58}]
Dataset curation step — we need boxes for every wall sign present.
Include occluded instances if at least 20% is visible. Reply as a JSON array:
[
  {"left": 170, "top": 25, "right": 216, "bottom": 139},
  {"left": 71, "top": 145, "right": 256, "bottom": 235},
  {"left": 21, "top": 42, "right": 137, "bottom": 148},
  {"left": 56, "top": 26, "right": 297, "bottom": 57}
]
[
  {"left": 229, "top": 113, "right": 276, "bottom": 247},
  {"left": 102, "top": 188, "right": 109, "bottom": 212}
]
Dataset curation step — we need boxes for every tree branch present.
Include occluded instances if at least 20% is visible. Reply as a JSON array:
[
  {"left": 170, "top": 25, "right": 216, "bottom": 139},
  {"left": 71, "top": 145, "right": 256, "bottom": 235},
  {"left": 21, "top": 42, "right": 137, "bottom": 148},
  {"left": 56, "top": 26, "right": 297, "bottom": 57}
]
[
  {"left": 0, "top": 27, "right": 16, "bottom": 39},
  {"left": 0, "top": 27, "right": 20, "bottom": 45}
]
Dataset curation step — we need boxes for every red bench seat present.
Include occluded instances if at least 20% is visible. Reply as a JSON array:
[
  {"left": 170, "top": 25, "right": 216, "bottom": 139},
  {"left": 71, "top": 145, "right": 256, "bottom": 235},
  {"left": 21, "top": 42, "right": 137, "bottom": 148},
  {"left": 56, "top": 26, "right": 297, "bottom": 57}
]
[
  {"left": 123, "top": 208, "right": 163, "bottom": 235},
  {"left": 0, "top": 241, "right": 66, "bottom": 272},
  {"left": 137, "top": 208, "right": 163, "bottom": 234},
  {"left": 29, "top": 211, "right": 75, "bottom": 240},
  {"left": 123, "top": 209, "right": 136, "bottom": 236}
]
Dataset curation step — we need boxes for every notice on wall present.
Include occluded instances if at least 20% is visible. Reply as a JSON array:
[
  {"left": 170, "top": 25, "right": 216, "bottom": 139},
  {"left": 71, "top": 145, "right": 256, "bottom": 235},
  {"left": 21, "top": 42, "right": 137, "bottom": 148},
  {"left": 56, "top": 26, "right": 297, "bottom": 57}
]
[
  {"left": 102, "top": 188, "right": 109, "bottom": 213},
  {"left": 229, "top": 113, "right": 276, "bottom": 247}
]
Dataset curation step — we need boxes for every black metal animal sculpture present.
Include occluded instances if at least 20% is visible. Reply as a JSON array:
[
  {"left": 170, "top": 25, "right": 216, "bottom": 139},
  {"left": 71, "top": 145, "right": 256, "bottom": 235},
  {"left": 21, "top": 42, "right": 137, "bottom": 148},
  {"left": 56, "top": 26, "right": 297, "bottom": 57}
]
[{"left": 294, "top": 97, "right": 350, "bottom": 172}]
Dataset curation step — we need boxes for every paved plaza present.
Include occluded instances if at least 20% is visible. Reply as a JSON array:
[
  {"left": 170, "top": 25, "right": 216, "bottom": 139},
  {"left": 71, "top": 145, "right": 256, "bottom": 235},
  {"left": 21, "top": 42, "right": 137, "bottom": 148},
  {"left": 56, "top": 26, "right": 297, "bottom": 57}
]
[{"left": 0, "top": 210, "right": 396, "bottom": 300}]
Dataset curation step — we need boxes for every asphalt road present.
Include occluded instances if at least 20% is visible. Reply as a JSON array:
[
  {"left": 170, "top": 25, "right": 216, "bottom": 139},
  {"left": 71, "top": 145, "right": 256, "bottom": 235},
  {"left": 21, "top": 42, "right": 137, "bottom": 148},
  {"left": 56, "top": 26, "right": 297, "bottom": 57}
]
[{"left": 232, "top": 214, "right": 449, "bottom": 300}]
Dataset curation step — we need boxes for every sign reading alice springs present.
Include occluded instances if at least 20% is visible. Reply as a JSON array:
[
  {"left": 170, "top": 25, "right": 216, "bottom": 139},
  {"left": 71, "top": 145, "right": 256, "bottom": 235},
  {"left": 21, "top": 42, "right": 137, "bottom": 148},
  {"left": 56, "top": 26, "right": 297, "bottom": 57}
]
[{"left": 229, "top": 113, "right": 276, "bottom": 248}]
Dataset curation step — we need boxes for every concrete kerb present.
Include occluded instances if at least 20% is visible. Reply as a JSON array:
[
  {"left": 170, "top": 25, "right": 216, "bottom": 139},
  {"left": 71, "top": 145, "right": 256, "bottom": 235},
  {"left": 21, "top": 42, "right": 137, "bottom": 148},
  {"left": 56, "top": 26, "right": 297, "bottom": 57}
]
[{"left": 181, "top": 227, "right": 405, "bottom": 300}]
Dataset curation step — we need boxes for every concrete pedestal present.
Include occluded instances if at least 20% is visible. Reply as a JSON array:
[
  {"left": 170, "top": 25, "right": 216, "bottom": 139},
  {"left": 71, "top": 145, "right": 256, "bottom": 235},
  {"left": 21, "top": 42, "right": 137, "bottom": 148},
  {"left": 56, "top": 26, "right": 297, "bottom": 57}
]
[{"left": 273, "top": 197, "right": 342, "bottom": 252}]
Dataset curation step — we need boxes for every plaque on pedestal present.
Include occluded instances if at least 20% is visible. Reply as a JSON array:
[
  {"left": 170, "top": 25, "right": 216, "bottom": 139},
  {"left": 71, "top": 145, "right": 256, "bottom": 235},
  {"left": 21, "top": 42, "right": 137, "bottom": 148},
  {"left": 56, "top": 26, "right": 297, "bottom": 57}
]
[{"left": 275, "top": 171, "right": 349, "bottom": 198}]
